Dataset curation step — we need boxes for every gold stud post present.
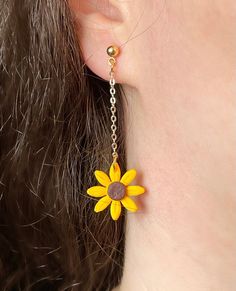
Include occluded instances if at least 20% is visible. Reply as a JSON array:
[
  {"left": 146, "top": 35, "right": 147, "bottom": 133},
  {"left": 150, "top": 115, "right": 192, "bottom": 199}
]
[{"left": 107, "top": 45, "right": 120, "bottom": 58}]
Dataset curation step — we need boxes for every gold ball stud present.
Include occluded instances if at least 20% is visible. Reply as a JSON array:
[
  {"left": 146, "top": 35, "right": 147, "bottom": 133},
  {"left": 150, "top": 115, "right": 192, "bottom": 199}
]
[{"left": 107, "top": 45, "right": 120, "bottom": 57}]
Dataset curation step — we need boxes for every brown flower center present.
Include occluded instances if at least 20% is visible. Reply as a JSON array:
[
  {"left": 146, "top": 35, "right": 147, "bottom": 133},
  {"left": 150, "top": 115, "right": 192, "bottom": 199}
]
[{"left": 107, "top": 182, "right": 126, "bottom": 200}]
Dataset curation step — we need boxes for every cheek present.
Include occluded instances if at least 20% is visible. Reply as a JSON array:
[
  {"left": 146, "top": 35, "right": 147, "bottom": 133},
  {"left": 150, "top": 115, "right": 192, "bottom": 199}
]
[{"left": 176, "top": 0, "right": 236, "bottom": 46}]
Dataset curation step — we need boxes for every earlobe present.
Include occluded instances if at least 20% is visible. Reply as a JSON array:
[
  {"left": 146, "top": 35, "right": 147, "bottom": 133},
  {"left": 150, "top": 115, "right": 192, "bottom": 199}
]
[{"left": 68, "top": 0, "right": 127, "bottom": 82}]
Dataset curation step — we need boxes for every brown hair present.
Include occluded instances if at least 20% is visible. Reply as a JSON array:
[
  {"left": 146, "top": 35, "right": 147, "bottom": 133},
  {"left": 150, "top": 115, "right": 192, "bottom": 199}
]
[{"left": 0, "top": 0, "right": 126, "bottom": 290}]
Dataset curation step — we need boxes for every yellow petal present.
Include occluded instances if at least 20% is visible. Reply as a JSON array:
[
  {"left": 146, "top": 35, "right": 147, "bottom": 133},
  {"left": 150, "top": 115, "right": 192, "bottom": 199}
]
[
  {"left": 94, "top": 195, "right": 112, "bottom": 212},
  {"left": 109, "top": 162, "right": 121, "bottom": 182},
  {"left": 95, "top": 170, "right": 111, "bottom": 187},
  {"left": 87, "top": 186, "right": 107, "bottom": 197},
  {"left": 120, "top": 169, "right": 136, "bottom": 186},
  {"left": 110, "top": 200, "right": 121, "bottom": 221},
  {"left": 121, "top": 196, "right": 138, "bottom": 212},
  {"left": 127, "top": 185, "right": 145, "bottom": 196}
]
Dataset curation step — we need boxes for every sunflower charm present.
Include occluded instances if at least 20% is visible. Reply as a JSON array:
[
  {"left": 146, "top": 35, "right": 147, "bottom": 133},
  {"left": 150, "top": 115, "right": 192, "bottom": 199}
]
[{"left": 87, "top": 162, "right": 145, "bottom": 220}]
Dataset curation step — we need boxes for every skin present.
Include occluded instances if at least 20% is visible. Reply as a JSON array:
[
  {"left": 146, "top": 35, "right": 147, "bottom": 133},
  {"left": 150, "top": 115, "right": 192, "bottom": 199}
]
[{"left": 69, "top": 0, "right": 236, "bottom": 290}]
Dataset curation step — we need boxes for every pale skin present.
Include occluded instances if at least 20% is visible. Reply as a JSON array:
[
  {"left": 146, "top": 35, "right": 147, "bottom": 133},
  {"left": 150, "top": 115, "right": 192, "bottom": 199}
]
[{"left": 69, "top": 1, "right": 236, "bottom": 290}]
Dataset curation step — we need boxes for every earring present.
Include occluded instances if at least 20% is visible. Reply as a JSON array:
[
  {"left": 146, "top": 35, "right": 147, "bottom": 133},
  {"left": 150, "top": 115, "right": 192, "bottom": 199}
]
[{"left": 86, "top": 45, "right": 146, "bottom": 221}]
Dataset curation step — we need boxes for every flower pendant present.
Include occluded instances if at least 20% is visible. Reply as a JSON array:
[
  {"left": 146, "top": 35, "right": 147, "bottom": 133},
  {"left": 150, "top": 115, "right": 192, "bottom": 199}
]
[{"left": 87, "top": 162, "right": 146, "bottom": 220}]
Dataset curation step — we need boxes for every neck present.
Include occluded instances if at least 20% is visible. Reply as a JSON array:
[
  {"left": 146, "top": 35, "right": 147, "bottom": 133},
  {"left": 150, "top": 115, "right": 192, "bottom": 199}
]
[{"left": 117, "top": 17, "right": 236, "bottom": 290}]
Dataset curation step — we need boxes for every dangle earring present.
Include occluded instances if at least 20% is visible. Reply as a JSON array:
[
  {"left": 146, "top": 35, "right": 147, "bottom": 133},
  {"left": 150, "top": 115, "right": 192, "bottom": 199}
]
[{"left": 87, "top": 45, "right": 146, "bottom": 221}]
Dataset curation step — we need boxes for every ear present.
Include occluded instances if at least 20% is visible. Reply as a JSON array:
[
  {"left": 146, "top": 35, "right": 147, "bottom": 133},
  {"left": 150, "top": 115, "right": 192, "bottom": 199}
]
[{"left": 68, "top": 0, "right": 131, "bottom": 83}]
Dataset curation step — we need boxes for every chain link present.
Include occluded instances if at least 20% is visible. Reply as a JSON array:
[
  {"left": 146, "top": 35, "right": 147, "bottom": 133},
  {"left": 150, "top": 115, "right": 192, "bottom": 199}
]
[{"left": 109, "top": 61, "right": 118, "bottom": 162}]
